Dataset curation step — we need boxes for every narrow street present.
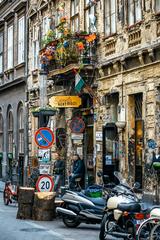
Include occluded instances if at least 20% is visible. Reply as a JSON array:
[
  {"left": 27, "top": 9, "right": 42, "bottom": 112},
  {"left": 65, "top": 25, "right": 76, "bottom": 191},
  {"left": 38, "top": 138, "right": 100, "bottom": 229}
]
[{"left": 0, "top": 193, "right": 99, "bottom": 240}]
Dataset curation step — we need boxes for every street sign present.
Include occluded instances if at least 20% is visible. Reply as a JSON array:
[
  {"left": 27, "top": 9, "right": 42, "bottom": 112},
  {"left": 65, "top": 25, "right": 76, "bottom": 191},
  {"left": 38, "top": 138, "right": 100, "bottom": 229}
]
[
  {"left": 35, "top": 127, "right": 54, "bottom": 149},
  {"left": 36, "top": 175, "right": 54, "bottom": 192},
  {"left": 49, "top": 96, "right": 82, "bottom": 108},
  {"left": 38, "top": 149, "right": 51, "bottom": 163},
  {"left": 70, "top": 117, "right": 85, "bottom": 133}
]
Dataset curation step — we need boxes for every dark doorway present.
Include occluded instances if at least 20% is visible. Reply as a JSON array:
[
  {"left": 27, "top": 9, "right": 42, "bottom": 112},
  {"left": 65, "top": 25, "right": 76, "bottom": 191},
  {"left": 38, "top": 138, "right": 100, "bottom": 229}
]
[
  {"left": 103, "top": 123, "right": 119, "bottom": 183},
  {"left": 18, "top": 154, "right": 24, "bottom": 186}
]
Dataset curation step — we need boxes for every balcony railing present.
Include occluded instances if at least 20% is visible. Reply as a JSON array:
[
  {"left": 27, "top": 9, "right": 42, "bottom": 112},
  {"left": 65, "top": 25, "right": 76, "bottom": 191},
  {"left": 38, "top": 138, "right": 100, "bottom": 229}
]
[{"left": 39, "top": 32, "right": 97, "bottom": 74}]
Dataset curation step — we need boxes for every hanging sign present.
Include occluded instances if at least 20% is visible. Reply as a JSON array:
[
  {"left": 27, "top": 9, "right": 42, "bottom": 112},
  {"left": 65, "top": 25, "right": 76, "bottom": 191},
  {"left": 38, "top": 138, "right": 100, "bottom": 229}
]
[
  {"left": 49, "top": 96, "right": 81, "bottom": 108},
  {"left": 35, "top": 127, "right": 54, "bottom": 149},
  {"left": 70, "top": 117, "right": 85, "bottom": 133}
]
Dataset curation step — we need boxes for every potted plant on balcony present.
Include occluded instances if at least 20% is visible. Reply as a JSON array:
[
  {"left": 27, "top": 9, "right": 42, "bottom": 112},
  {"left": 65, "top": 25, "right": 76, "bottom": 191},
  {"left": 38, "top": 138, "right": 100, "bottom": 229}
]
[{"left": 31, "top": 105, "right": 57, "bottom": 117}]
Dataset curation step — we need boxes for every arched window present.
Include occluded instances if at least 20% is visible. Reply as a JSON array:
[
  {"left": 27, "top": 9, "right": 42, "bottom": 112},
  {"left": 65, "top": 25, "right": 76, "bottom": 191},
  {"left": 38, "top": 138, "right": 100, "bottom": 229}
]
[
  {"left": 8, "top": 110, "right": 13, "bottom": 153},
  {"left": 18, "top": 106, "right": 24, "bottom": 154},
  {"left": 0, "top": 112, "right": 3, "bottom": 151}
]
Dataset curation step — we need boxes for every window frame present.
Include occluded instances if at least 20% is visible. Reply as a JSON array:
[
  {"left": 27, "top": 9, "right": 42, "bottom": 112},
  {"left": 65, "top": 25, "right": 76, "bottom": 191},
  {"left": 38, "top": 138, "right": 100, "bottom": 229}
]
[
  {"left": 0, "top": 32, "right": 3, "bottom": 73},
  {"left": 84, "top": 0, "right": 95, "bottom": 33},
  {"left": 8, "top": 110, "right": 13, "bottom": 153},
  {"left": 7, "top": 25, "right": 14, "bottom": 69},
  {"left": 127, "top": 0, "right": 142, "bottom": 27},
  {"left": 18, "top": 16, "right": 25, "bottom": 64},
  {"left": 18, "top": 106, "right": 24, "bottom": 154},
  {"left": 71, "top": 0, "right": 80, "bottom": 32},
  {"left": 32, "top": 25, "right": 39, "bottom": 70},
  {"left": 104, "top": 0, "right": 116, "bottom": 37}
]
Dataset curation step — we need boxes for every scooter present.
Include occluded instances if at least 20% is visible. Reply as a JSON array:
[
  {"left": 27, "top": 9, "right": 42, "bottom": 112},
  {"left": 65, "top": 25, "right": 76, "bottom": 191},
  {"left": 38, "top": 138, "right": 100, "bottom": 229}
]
[{"left": 56, "top": 172, "right": 135, "bottom": 228}]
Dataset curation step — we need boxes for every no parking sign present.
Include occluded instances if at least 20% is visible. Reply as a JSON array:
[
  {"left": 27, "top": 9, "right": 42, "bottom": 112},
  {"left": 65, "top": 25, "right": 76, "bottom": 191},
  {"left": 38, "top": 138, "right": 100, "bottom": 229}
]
[{"left": 36, "top": 175, "right": 54, "bottom": 192}]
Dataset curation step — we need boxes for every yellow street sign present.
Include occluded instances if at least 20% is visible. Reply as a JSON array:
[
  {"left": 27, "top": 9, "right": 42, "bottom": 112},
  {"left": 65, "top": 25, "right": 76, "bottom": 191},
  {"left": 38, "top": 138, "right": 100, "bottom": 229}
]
[{"left": 49, "top": 96, "right": 82, "bottom": 108}]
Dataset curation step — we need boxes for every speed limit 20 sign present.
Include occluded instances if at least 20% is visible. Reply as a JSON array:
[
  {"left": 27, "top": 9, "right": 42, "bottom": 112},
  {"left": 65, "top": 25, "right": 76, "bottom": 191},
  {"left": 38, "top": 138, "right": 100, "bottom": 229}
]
[{"left": 36, "top": 175, "right": 54, "bottom": 192}]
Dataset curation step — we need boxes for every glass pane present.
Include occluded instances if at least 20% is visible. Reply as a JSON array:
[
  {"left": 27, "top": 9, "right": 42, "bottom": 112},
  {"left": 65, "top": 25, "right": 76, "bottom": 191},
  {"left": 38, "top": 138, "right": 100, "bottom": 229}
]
[
  {"left": 128, "top": 0, "right": 134, "bottom": 25},
  {"left": 135, "top": 0, "right": 142, "bottom": 22},
  {"left": 156, "top": 0, "right": 160, "bottom": 12},
  {"left": 85, "top": 10, "right": 89, "bottom": 32},
  {"left": 111, "top": 0, "right": 116, "bottom": 33},
  {"left": 75, "top": 0, "right": 79, "bottom": 14},
  {"left": 71, "top": 0, "right": 75, "bottom": 16},
  {"left": 105, "top": 16, "right": 110, "bottom": 36}
]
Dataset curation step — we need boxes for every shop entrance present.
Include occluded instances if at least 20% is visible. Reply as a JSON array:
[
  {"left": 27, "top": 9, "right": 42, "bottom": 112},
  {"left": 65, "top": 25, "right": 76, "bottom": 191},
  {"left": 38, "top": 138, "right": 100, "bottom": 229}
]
[{"left": 103, "top": 123, "right": 119, "bottom": 183}]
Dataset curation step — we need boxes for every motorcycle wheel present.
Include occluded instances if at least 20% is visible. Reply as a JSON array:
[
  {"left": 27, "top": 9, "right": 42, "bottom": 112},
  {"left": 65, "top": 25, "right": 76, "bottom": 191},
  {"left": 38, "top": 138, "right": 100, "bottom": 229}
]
[
  {"left": 62, "top": 217, "right": 80, "bottom": 228},
  {"left": 99, "top": 213, "right": 115, "bottom": 240}
]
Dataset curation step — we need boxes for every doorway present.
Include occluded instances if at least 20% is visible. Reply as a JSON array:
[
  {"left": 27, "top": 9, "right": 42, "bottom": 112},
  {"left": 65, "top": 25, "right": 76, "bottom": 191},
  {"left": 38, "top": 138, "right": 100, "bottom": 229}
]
[{"left": 18, "top": 154, "right": 24, "bottom": 186}]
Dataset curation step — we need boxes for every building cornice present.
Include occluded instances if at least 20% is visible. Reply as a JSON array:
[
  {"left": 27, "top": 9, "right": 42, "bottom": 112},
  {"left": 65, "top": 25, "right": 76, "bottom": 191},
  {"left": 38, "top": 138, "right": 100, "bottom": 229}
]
[{"left": 0, "top": 76, "right": 27, "bottom": 92}]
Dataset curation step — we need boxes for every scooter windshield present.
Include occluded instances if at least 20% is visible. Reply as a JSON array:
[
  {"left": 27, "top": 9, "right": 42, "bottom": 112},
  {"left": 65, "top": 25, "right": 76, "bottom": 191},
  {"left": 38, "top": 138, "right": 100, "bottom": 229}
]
[{"left": 114, "top": 171, "right": 130, "bottom": 188}]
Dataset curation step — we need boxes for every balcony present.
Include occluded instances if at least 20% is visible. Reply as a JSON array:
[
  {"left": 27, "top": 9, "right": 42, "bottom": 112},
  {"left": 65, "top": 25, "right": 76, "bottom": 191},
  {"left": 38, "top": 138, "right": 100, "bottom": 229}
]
[{"left": 40, "top": 27, "right": 97, "bottom": 77}]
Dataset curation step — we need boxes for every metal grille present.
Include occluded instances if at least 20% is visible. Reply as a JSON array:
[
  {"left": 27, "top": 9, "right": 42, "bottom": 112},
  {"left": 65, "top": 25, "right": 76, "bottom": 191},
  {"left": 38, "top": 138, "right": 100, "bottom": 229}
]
[{"left": 135, "top": 93, "right": 142, "bottom": 119}]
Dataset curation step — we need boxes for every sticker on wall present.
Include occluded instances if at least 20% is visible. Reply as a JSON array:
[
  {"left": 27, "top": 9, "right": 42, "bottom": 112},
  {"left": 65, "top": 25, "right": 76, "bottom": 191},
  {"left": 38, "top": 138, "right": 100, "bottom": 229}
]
[{"left": 147, "top": 139, "right": 157, "bottom": 149}]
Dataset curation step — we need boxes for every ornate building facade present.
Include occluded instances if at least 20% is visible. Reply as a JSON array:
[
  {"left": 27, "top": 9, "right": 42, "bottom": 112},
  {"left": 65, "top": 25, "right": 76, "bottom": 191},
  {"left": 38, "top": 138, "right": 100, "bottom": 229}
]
[{"left": 27, "top": 0, "right": 160, "bottom": 188}]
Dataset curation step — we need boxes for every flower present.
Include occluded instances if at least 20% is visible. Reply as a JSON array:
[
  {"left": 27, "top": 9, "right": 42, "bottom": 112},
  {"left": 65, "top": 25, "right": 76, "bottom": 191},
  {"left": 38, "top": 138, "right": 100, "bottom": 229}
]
[
  {"left": 76, "top": 42, "right": 84, "bottom": 50},
  {"left": 60, "top": 16, "right": 67, "bottom": 23},
  {"left": 85, "top": 33, "right": 96, "bottom": 42}
]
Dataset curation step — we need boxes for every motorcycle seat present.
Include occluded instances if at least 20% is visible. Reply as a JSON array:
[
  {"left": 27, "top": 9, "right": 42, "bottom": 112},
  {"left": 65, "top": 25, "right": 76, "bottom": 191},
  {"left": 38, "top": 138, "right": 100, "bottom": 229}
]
[
  {"left": 79, "top": 192, "right": 106, "bottom": 206},
  {"left": 117, "top": 202, "right": 141, "bottom": 212}
]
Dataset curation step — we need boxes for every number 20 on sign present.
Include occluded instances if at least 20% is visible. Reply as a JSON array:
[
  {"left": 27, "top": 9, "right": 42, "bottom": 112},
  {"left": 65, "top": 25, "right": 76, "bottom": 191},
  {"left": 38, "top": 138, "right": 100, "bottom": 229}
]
[{"left": 36, "top": 175, "right": 54, "bottom": 192}]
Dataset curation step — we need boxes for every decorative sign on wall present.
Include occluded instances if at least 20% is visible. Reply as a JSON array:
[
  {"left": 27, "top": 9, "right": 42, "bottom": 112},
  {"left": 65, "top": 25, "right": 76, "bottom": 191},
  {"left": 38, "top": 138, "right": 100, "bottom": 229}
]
[
  {"left": 70, "top": 117, "right": 85, "bottom": 133},
  {"left": 49, "top": 96, "right": 82, "bottom": 108},
  {"left": 96, "top": 131, "right": 102, "bottom": 141}
]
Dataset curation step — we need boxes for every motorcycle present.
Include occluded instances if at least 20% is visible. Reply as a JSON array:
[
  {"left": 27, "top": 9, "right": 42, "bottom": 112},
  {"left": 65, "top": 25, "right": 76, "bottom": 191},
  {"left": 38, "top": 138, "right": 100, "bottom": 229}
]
[
  {"left": 99, "top": 171, "right": 144, "bottom": 240},
  {"left": 56, "top": 172, "right": 135, "bottom": 228}
]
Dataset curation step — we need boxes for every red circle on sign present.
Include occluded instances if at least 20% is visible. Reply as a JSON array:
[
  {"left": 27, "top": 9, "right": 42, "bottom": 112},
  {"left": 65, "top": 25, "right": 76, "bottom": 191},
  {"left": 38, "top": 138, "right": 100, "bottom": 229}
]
[
  {"left": 69, "top": 117, "right": 85, "bottom": 133},
  {"left": 34, "top": 127, "right": 54, "bottom": 149},
  {"left": 36, "top": 175, "right": 54, "bottom": 192}
]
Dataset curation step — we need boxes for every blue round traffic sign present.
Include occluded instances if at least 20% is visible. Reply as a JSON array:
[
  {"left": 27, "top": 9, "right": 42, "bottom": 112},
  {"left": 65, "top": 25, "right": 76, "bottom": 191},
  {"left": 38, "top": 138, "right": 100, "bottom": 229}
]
[{"left": 35, "top": 127, "right": 54, "bottom": 149}]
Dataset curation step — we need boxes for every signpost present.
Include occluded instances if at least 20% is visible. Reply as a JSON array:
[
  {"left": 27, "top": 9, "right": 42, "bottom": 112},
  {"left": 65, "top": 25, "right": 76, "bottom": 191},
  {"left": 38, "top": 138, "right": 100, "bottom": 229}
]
[
  {"left": 34, "top": 127, "right": 54, "bottom": 149},
  {"left": 49, "top": 96, "right": 81, "bottom": 108},
  {"left": 36, "top": 175, "right": 54, "bottom": 192}
]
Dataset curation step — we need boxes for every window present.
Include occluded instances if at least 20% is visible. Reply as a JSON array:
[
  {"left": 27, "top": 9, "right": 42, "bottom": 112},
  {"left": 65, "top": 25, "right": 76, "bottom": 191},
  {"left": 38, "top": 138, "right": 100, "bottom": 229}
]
[
  {"left": 0, "top": 33, "right": 3, "bottom": 73},
  {"left": 0, "top": 113, "right": 3, "bottom": 152},
  {"left": 128, "top": 0, "right": 142, "bottom": 26},
  {"left": 42, "top": 17, "right": 50, "bottom": 36},
  {"left": 18, "top": 16, "right": 25, "bottom": 64},
  {"left": 32, "top": 25, "right": 39, "bottom": 69},
  {"left": 71, "top": 0, "right": 79, "bottom": 32},
  {"left": 8, "top": 110, "right": 13, "bottom": 153},
  {"left": 7, "top": 25, "right": 13, "bottom": 69},
  {"left": 18, "top": 106, "right": 24, "bottom": 154},
  {"left": 104, "top": 0, "right": 116, "bottom": 36},
  {"left": 84, "top": 0, "right": 95, "bottom": 33},
  {"left": 155, "top": 0, "right": 160, "bottom": 12}
]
